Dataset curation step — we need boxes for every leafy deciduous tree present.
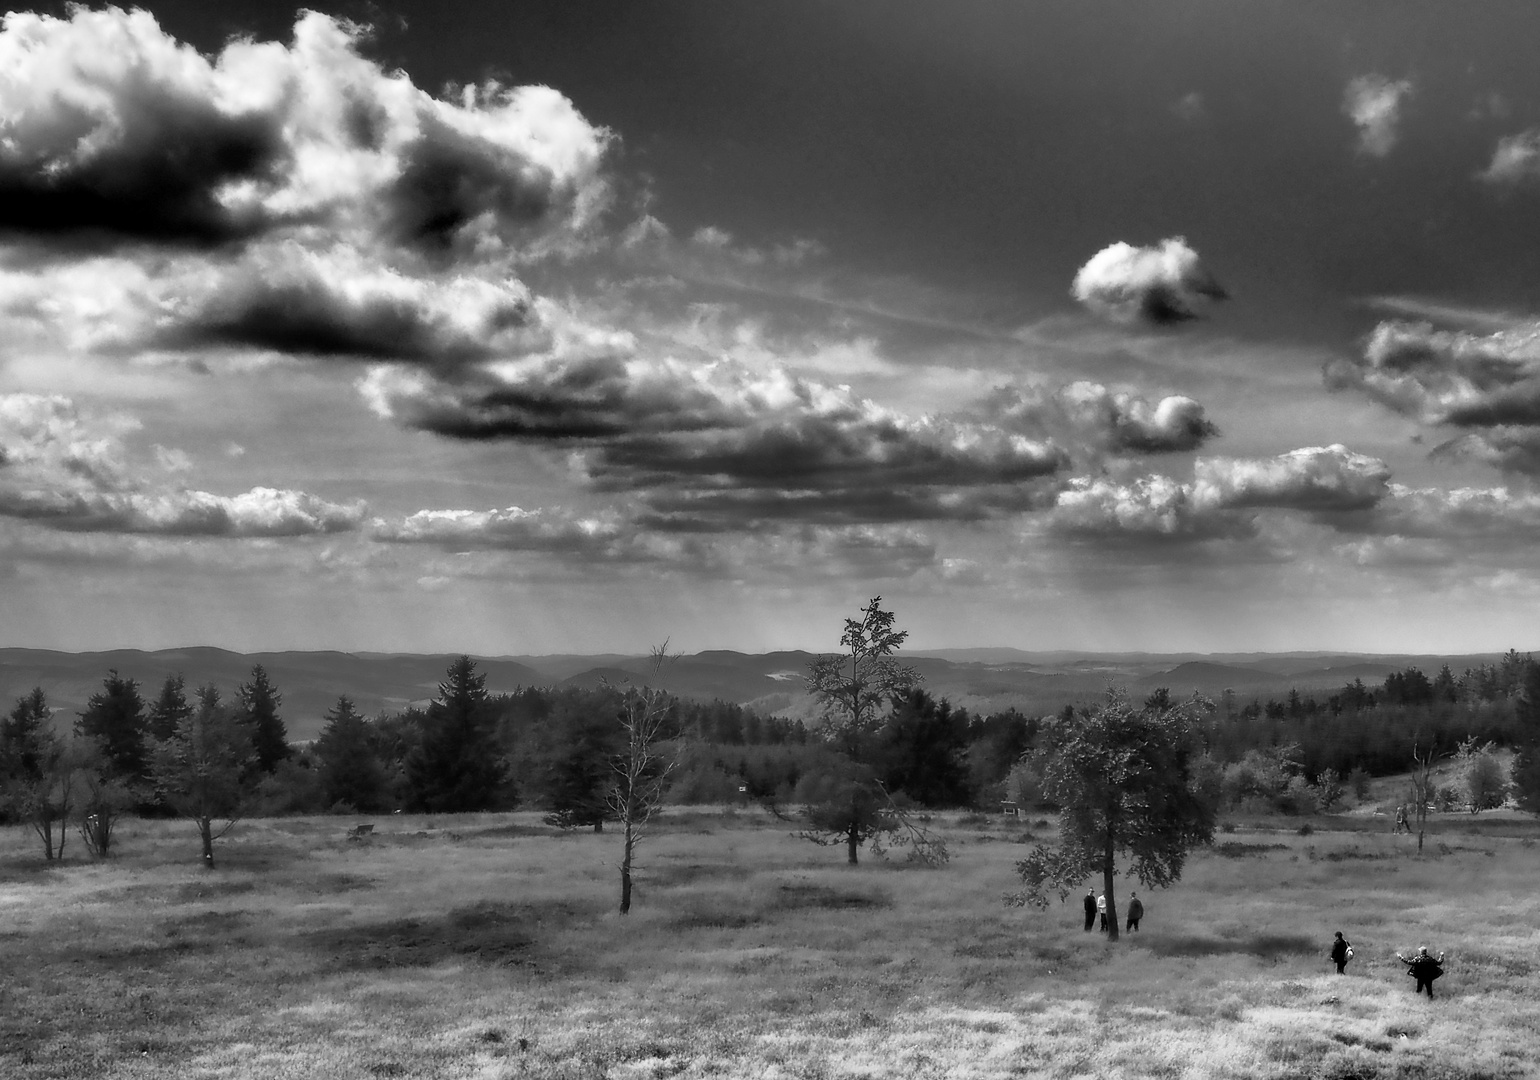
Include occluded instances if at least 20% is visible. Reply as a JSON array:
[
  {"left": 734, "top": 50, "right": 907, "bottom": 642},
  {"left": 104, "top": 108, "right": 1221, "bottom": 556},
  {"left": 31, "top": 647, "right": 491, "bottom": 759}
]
[
  {"left": 149, "top": 702, "right": 255, "bottom": 867},
  {"left": 1010, "top": 690, "right": 1217, "bottom": 941},
  {"left": 0, "top": 688, "right": 75, "bottom": 860},
  {"left": 807, "top": 597, "right": 920, "bottom": 755}
]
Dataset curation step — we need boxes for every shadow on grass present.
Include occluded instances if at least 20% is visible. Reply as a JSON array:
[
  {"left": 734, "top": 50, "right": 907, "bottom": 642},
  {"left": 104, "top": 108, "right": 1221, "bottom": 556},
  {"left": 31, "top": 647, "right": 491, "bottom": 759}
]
[
  {"left": 309, "top": 899, "right": 595, "bottom": 969},
  {"left": 668, "top": 880, "right": 893, "bottom": 930},
  {"left": 1141, "top": 931, "right": 1317, "bottom": 960}
]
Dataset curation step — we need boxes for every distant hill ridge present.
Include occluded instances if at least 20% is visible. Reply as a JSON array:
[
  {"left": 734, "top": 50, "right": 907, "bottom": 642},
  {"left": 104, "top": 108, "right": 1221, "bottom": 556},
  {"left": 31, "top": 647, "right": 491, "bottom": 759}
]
[{"left": 0, "top": 646, "right": 1515, "bottom": 742}]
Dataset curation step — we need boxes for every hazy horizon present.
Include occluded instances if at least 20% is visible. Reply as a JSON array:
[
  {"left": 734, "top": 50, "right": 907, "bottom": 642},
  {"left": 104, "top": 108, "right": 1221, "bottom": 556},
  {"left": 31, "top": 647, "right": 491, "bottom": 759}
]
[{"left": 5, "top": 3, "right": 1540, "bottom": 655}]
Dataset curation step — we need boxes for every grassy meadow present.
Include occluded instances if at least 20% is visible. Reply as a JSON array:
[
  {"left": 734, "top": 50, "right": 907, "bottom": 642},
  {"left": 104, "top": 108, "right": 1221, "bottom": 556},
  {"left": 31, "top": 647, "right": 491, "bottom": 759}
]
[{"left": 1, "top": 807, "right": 1538, "bottom": 1080}]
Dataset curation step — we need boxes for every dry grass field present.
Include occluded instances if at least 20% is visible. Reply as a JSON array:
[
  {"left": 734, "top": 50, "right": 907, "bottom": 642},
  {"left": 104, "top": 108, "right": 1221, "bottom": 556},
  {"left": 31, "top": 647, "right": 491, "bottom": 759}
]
[{"left": 2, "top": 807, "right": 1538, "bottom": 1080}]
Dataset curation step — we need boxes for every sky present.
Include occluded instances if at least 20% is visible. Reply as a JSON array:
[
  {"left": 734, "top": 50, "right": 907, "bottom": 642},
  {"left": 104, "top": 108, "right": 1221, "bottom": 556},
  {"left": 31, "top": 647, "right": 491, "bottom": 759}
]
[{"left": 4, "top": 1, "right": 1540, "bottom": 655}]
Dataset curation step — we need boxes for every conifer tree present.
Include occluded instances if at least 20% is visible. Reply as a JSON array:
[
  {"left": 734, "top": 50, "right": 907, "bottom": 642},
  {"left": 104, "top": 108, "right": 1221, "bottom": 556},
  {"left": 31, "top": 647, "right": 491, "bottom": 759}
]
[
  {"left": 314, "top": 696, "right": 387, "bottom": 812},
  {"left": 405, "top": 656, "right": 507, "bottom": 812},
  {"left": 76, "top": 670, "right": 148, "bottom": 781},
  {"left": 147, "top": 674, "right": 193, "bottom": 742},
  {"left": 237, "top": 665, "right": 290, "bottom": 773}
]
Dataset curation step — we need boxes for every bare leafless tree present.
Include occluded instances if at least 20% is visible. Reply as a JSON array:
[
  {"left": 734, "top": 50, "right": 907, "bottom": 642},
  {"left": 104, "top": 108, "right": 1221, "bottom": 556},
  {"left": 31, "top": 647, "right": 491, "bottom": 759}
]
[
  {"left": 608, "top": 643, "right": 680, "bottom": 914},
  {"left": 1410, "top": 739, "right": 1439, "bottom": 854}
]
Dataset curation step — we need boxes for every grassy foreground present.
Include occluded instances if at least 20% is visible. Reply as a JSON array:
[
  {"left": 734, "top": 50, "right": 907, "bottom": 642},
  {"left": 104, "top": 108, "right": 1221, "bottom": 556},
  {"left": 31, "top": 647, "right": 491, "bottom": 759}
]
[{"left": 1, "top": 808, "right": 1538, "bottom": 1080}]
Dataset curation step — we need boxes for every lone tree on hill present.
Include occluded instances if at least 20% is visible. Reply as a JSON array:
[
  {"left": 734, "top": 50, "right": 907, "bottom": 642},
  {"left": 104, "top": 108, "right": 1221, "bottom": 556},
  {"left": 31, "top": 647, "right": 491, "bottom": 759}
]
[
  {"left": 405, "top": 656, "right": 507, "bottom": 812},
  {"left": 149, "top": 701, "right": 255, "bottom": 867},
  {"left": 237, "top": 665, "right": 290, "bottom": 773},
  {"left": 807, "top": 596, "right": 921, "bottom": 756},
  {"left": 1009, "top": 689, "right": 1218, "bottom": 941}
]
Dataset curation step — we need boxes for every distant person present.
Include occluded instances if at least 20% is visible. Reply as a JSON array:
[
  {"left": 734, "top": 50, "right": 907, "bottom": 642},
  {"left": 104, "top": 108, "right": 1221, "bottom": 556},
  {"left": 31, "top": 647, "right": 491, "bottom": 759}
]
[
  {"left": 1329, "top": 931, "right": 1353, "bottom": 974},
  {"left": 1397, "top": 946, "right": 1445, "bottom": 997},
  {"left": 1096, "top": 892, "right": 1108, "bottom": 932},
  {"left": 1392, "top": 805, "right": 1405, "bottom": 833},
  {"left": 1126, "top": 893, "right": 1143, "bottom": 933},
  {"left": 1083, "top": 889, "right": 1096, "bottom": 932}
]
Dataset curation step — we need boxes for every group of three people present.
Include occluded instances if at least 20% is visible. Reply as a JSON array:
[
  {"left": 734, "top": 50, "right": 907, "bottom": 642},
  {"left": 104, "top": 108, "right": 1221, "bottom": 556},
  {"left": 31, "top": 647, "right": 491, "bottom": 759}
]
[{"left": 1082, "top": 888, "right": 1142, "bottom": 933}]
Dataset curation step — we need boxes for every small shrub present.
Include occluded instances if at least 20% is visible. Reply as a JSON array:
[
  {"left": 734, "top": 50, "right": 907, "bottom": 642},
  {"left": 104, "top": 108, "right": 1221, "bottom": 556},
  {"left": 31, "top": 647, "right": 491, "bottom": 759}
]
[{"left": 1298, "top": 823, "right": 1315, "bottom": 836}]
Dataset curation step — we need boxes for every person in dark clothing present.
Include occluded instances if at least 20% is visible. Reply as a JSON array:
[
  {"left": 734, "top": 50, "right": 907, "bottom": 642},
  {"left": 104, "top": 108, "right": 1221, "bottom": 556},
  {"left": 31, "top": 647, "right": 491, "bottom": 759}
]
[
  {"left": 1126, "top": 893, "right": 1143, "bottom": 932},
  {"left": 1083, "top": 889, "right": 1096, "bottom": 932},
  {"left": 1397, "top": 946, "right": 1444, "bottom": 997},
  {"left": 1329, "top": 931, "right": 1352, "bottom": 974}
]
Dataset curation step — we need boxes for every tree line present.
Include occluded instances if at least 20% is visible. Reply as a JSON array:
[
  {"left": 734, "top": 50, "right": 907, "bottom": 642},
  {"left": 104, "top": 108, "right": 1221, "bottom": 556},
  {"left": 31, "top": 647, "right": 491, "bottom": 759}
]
[{"left": 6, "top": 637, "right": 1540, "bottom": 870}]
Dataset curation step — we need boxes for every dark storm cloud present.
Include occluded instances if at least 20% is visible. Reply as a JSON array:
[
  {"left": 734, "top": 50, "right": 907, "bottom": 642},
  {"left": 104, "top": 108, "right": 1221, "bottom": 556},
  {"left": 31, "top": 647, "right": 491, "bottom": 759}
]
[
  {"left": 0, "top": 8, "right": 608, "bottom": 254},
  {"left": 1327, "top": 319, "right": 1540, "bottom": 475},
  {"left": 980, "top": 382, "right": 1219, "bottom": 455},
  {"left": 363, "top": 353, "right": 1067, "bottom": 526},
  {"left": 161, "top": 244, "right": 545, "bottom": 366},
  {"left": 1071, "top": 238, "right": 1227, "bottom": 325}
]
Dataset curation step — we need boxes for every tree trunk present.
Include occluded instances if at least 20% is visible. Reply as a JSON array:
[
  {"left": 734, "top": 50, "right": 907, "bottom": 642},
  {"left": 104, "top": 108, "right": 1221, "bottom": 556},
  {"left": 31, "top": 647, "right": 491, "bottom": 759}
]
[
  {"left": 592, "top": 819, "right": 603, "bottom": 834},
  {"left": 1103, "top": 833, "right": 1119, "bottom": 942},
  {"left": 847, "top": 822, "right": 859, "bottom": 865},
  {"left": 619, "top": 820, "right": 635, "bottom": 914},
  {"left": 200, "top": 818, "right": 215, "bottom": 869}
]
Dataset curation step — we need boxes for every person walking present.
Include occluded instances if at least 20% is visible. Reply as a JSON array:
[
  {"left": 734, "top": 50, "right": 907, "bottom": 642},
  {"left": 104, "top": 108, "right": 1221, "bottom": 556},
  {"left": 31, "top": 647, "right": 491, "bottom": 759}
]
[
  {"left": 1096, "top": 892, "right": 1108, "bottom": 932},
  {"left": 1083, "top": 889, "right": 1096, "bottom": 932},
  {"left": 1397, "top": 946, "right": 1445, "bottom": 997},
  {"left": 1329, "top": 931, "right": 1353, "bottom": 974},
  {"left": 1126, "top": 893, "right": 1143, "bottom": 933}
]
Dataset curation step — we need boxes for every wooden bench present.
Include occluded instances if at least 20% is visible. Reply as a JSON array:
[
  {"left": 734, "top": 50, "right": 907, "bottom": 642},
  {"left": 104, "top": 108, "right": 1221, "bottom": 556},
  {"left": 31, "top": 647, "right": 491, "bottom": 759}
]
[{"left": 347, "top": 823, "right": 375, "bottom": 840}]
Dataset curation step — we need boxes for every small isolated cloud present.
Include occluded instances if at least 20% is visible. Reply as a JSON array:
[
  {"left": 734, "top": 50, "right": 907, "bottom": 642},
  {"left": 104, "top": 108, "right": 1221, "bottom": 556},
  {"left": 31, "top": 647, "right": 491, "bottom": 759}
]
[
  {"left": 1478, "top": 129, "right": 1540, "bottom": 185},
  {"left": 372, "top": 505, "right": 640, "bottom": 558},
  {"left": 1194, "top": 444, "right": 1392, "bottom": 513},
  {"left": 1343, "top": 75, "right": 1413, "bottom": 157},
  {"left": 981, "top": 381, "right": 1219, "bottom": 455},
  {"left": 1071, "top": 237, "right": 1227, "bottom": 325},
  {"left": 153, "top": 444, "right": 193, "bottom": 474},
  {"left": 1172, "top": 92, "right": 1205, "bottom": 123},
  {"left": 0, "top": 7, "right": 609, "bottom": 254},
  {"left": 0, "top": 392, "right": 363, "bottom": 536}
]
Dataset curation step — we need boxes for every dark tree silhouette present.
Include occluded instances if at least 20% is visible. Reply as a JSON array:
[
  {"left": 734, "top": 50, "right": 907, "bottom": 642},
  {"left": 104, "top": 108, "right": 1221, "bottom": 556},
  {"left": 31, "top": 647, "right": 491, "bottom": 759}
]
[
  {"left": 405, "top": 656, "right": 507, "bottom": 812},
  {"left": 0, "top": 688, "right": 74, "bottom": 860},
  {"left": 237, "top": 665, "right": 290, "bottom": 773},
  {"left": 314, "top": 696, "right": 387, "bottom": 812},
  {"left": 807, "top": 597, "right": 921, "bottom": 756},
  {"left": 147, "top": 674, "right": 193, "bottom": 742},
  {"left": 76, "top": 670, "right": 148, "bottom": 782}
]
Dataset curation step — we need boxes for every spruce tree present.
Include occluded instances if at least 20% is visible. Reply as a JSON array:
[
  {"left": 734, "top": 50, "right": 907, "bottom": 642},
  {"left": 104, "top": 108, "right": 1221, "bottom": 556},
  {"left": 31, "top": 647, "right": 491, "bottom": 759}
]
[
  {"left": 76, "top": 669, "right": 148, "bottom": 781},
  {"left": 405, "top": 656, "right": 507, "bottom": 812},
  {"left": 147, "top": 674, "right": 193, "bottom": 742},
  {"left": 237, "top": 665, "right": 290, "bottom": 773},
  {"left": 314, "top": 696, "right": 387, "bottom": 812}
]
